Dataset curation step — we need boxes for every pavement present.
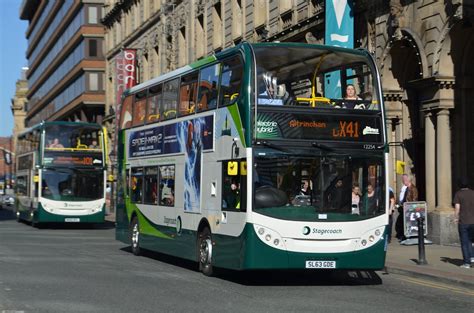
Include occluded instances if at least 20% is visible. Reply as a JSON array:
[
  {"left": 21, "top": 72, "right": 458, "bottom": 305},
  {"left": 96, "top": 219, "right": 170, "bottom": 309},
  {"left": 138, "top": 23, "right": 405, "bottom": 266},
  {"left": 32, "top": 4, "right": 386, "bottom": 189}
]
[
  {"left": 105, "top": 212, "right": 473, "bottom": 288},
  {"left": 384, "top": 239, "right": 474, "bottom": 289}
]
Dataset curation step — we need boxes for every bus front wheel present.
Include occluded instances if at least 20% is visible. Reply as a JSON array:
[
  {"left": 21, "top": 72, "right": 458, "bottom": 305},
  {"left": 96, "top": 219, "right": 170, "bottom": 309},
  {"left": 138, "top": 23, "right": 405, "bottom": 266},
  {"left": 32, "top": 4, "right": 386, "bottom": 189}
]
[
  {"left": 198, "top": 227, "right": 214, "bottom": 276},
  {"left": 130, "top": 217, "right": 141, "bottom": 256}
]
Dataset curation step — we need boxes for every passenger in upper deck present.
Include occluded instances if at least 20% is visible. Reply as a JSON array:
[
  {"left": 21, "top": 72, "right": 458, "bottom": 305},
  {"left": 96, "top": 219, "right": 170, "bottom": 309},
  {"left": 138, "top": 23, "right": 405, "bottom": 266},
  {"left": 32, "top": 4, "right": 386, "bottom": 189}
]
[
  {"left": 342, "top": 84, "right": 366, "bottom": 109},
  {"left": 49, "top": 138, "right": 64, "bottom": 148}
]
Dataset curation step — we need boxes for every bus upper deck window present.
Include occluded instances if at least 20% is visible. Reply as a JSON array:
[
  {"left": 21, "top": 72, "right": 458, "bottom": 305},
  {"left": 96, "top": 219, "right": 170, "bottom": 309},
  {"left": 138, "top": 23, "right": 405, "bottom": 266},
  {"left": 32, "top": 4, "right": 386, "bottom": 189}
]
[
  {"left": 162, "top": 79, "right": 179, "bottom": 120},
  {"left": 132, "top": 92, "right": 147, "bottom": 127},
  {"left": 179, "top": 72, "right": 199, "bottom": 117},
  {"left": 120, "top": 96, "right": 133, "bottom": 129},
  {"left": 220, "top": 56, "right": 243, "bottom": 106},
  {"left": 147, "top": 85, "right": 162, "bottom": 123},
  {"left": 198, "top": 63, "right": 220, "bottom": 112}
]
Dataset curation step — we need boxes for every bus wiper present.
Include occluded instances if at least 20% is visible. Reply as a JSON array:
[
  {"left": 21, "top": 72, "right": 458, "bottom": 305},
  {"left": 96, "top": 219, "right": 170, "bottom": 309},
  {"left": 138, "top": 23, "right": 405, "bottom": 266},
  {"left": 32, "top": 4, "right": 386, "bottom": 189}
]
[
  {"left": 255, "top": 140, "right": 290, "bottom": 153},
  {"left": 311, "top": 141, "right": 334, "bottom": 152}
]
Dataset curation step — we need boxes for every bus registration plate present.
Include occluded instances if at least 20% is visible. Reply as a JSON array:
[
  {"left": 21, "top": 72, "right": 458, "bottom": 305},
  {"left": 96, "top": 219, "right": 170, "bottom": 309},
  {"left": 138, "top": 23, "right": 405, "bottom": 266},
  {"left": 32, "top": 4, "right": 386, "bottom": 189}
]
[
  {"left": 65, "top": 218, "right": 80, "bottom": 222},
  {"left": 305, "top": 260, "right": 336, "bottom": 269}
]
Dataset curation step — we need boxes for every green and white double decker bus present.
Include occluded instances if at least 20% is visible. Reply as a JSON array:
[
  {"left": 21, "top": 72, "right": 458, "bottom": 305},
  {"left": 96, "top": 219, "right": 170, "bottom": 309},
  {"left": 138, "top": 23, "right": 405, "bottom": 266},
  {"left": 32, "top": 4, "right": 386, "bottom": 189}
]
[
  {"left": 16, "top": 121, "right": 107, "bottom": 226},
  {"left": 116, "top": 42, "right": 388, "bottom": 275}
]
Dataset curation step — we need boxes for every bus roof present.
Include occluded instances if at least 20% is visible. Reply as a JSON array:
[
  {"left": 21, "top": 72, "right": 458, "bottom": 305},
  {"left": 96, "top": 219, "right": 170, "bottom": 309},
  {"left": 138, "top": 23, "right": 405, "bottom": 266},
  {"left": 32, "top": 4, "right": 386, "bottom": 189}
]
[
  {"left": 17, "top": 121, "right": 102, "bottom": 138},
  {"left": 124, "top": 42, "right": 371, "bottom": 97}
]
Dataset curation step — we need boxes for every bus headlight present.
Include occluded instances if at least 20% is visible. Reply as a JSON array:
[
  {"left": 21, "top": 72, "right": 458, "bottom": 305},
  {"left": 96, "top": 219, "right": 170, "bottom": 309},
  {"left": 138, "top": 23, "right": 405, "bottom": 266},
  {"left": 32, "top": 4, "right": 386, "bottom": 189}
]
[
  {"left": 357, "top": 226, "right": 385, "bottom": 250},
  {"left": 253, "top": 224, "right": 286, "bottom": 250}
]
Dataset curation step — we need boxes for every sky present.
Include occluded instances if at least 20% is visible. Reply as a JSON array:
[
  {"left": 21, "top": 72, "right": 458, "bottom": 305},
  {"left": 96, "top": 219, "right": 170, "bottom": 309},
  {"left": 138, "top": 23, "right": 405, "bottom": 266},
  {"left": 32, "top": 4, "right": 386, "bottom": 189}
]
[{"left": 0, "top": 0, "right": 28, "bottom": 137}]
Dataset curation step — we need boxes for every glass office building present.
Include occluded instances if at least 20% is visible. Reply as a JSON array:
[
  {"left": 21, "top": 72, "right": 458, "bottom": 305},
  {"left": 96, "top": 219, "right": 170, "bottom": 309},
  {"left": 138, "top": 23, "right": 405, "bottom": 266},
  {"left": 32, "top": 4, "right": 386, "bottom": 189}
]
[{"left": 20, "top": 0, "right": 106, "bottom": 126}]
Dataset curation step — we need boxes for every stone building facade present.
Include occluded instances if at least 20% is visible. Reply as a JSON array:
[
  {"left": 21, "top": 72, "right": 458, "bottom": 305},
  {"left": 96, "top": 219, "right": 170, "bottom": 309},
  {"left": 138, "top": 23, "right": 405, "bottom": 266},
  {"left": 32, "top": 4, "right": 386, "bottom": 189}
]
[
  {"left": 102, "top": 0, "right": 474, "bottom": 244},
  {"left": 10, "top": 68, "right": 28, "bottom": 150},
  {"left": 0, "top": 137, "right": 14, "bottom": 192}
]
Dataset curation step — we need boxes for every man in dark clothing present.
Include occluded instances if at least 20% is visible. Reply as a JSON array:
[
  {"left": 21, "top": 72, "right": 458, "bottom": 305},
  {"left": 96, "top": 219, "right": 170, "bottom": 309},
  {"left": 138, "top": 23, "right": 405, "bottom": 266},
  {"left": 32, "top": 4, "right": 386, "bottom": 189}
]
[
  {"left": 453, "top": 177, "right": 474, "bottom": 268},
  {"left": 328, "top": 178, "right": 344, "bottom": 210}
]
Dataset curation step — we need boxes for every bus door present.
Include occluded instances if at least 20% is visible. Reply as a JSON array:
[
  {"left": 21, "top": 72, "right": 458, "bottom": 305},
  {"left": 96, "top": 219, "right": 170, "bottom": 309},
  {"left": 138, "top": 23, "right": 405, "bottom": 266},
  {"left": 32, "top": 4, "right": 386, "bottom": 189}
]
[
  {"left": 221, "top": 159, "right": 247, "bottom": 222},
  {"left": 32, "top": 169, "right": 39, "bottom": 211}
]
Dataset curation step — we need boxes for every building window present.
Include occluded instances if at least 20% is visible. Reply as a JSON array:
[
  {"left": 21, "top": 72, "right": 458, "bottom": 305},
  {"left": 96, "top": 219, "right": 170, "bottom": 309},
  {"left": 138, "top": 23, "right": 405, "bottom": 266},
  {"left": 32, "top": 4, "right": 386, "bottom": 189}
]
[
  {"left": 88, "top": 6, "right": 99, "bottom": 24},
  {"left": 89, "top": 72, "right": 99, "bottom": 91},
  {"left": 212, "top": 2, "right": 223, "bottom": 49},
  {"left": 89, "top": 40, "right": 98, "bottom": 57},
  {"left": 159, "top": 165, "right": 175, "bottom": 206}
]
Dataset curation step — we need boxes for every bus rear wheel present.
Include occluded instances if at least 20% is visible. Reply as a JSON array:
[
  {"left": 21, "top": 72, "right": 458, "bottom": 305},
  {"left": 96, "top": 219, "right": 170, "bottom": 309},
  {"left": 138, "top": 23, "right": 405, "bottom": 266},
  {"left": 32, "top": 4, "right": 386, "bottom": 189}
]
[
  {"left": 198, "top": 227, "right": 214, "bottom": 276},
  {"left": 130, "top": 217, "right": 141, "bottom": 256}
]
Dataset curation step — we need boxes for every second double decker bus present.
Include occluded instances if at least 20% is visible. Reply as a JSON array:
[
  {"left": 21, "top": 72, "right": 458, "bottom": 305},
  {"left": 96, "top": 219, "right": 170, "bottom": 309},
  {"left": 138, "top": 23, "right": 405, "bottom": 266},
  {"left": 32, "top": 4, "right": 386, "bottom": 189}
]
[
  {"left": 116, "top": 42, "right": 388, "bottom": 275},
  {"left": 15, "top": 121, "right": 107, "bottom": 226}
]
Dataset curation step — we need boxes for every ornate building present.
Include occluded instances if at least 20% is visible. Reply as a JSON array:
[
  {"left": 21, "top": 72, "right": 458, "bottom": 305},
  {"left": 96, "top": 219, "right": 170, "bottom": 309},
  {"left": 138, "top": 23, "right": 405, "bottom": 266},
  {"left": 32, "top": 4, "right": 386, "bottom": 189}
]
[
  {"left": 10, "top": 67, "right": 28, "bottom": 150},
  {"left": 102, "top": 0, "right": 474, "bottom": 244}
]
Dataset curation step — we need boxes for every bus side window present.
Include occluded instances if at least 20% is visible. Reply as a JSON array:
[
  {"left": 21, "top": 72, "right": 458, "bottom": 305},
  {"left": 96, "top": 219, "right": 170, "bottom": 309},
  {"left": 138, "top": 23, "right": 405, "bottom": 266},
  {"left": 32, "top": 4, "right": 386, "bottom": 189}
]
[
  {"left": 220, "top": 56, "right": 243, "bottom": 106},
  {"left": 132, "top": 93, "right": 147, "bottom": 127},
  {"left": 120, "top": 96, "right": 133, "bottom": 129},
  {"left": 159, "top": 165, "right": 175, "bottom": 207},
  {"left": 147, "top": 84, "right": 162, "bottom": 123},
  {"left": 179, "top": 72, "right": 199, "bottom": 117},
  {"left": 131, "top": 167, "right": 144, "bottom": 203},
  {"left": 198, "top": 63, "right": 220, "bottom": 112},
  {"left": 16, "top": 175, "right": 28, "bottom": 196},
  {"left": 222, "top": 160, "right": 246, "bottom": 211},
  {"left": 162, "top": 79, "right": 179, "bottom": 120},
  {"left": 143, "top": 167, "right": 158, "bottom": 205}
]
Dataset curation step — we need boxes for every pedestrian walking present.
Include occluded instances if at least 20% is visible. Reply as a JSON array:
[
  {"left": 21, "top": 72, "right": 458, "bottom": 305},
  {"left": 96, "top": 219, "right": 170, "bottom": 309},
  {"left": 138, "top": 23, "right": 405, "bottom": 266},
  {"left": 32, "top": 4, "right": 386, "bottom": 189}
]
[{"left": 453, "top": 177, "right": 474, "bottom": 268}]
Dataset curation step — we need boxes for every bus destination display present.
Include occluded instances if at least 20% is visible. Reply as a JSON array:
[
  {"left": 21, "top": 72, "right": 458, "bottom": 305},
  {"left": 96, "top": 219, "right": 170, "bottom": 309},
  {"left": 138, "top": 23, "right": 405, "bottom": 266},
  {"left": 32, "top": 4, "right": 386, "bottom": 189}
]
[{"left": 256, "top": 111, "right": 383, "bottom": 143}]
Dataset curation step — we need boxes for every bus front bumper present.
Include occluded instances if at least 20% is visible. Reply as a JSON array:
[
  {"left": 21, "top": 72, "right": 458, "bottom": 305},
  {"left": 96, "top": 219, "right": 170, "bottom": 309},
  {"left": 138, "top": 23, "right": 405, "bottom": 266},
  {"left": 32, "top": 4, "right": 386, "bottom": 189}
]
[{"left": 34, "top": 203, "right": 106, "bottom": 223}]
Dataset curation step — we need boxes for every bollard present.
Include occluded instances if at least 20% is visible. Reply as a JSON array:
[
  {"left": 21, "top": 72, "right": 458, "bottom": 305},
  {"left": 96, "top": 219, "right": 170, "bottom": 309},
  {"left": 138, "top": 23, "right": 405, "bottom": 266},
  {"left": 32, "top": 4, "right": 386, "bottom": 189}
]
[{"left": 417, "top": 217, "right": 428, "bottom": 265}]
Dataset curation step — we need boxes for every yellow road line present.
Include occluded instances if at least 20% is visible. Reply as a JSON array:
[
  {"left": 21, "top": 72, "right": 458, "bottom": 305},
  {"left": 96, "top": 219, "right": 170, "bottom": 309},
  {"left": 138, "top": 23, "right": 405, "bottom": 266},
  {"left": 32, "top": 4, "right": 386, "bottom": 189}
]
[{"left": 396, "top": 276, "right": 474, "bottom": 296}]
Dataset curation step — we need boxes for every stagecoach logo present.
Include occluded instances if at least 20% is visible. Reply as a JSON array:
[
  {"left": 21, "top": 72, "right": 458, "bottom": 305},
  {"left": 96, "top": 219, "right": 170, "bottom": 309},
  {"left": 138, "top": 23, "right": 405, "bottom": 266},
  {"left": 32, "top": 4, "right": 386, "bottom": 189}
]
[
  {"left": 362, "top": 126, "right": 380, "bottom": 135},
  {"left": 64, "top": 203, "right": 83, "bottom": 208},
  {"left": 303, "top": 226, "right": 343, "bottom": 236}
]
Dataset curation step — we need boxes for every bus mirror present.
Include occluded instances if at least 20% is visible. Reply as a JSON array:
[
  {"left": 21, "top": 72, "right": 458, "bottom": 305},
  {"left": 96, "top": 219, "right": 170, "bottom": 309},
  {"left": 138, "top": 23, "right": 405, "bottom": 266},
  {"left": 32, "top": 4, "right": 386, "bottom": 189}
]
[
  {"left": 227, "top": 161, "right": 238, "bottom": 176},
  {"left": 240, "top": 162, "right": 247, "bottom": 175},
  {"left": 33, "top": 175, "right": 39, "bottom": 183}
]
